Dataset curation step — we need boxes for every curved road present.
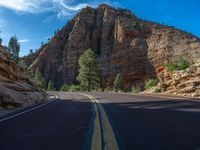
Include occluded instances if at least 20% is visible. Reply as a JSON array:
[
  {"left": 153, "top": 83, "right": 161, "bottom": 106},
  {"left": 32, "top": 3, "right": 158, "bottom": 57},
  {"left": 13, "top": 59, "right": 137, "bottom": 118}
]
[{"left": 1, "top": 92, "right": 200, "bottom": 150}]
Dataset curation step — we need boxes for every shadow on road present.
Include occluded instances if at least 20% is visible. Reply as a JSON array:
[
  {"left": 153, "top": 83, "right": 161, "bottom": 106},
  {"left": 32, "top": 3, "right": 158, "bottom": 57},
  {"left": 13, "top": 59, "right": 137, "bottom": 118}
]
[
  {"left": 102, "top": 99, "right": 200, "bottom": 150},
  {"left": 0, "top": 99, "right": 92, "bottom": 150}
]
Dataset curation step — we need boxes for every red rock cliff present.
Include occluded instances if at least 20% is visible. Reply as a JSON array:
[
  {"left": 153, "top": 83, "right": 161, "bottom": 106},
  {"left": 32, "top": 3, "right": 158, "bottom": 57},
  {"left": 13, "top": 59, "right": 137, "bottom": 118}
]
[{"left": 27, "top": 4, "right": 200, "bottom": 90}]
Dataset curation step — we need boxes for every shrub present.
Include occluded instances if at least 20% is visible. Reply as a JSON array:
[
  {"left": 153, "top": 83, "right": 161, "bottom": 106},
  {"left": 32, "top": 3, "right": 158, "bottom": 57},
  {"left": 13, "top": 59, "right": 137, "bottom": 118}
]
[
  {"left": 60, "top": 84, "right": 82, "bottom": 92},
  {"left": 47, "top": 81, "right": 54, "bottom": 91},
  {"left": 104, "top": 86, "right": 113, "bottom": 92},
  {"left": 145, "top": 79, "right": 158, "bottom": 89},
  {"left": 113, "top": 73, "right": 123, "bottom": 92},
  {"left": 165, "top": 57, "right": 194, "bottom": 72},
  {"left": 132, "top": 86, "right": 141, "bottom": 93},
  {"left": 34, "top": 69, "right": 45, "bottom": 89},
  {"left": 154, "top": 88, "right": 161, "bottom": 93}
]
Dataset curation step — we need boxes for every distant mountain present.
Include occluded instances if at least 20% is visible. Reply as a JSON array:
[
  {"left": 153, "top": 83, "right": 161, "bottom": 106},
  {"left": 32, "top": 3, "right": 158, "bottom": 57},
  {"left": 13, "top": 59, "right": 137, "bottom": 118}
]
[{"left": 24, "top": 4, "right": 200, "bottom": 90}]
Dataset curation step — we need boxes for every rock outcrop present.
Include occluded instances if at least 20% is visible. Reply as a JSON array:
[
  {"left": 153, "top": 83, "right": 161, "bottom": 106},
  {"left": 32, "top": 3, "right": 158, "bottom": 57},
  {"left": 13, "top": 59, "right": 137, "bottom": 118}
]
[
  {"left": 0, "top": 46, "right": 45, "bottom": 111},
  {"left": 156, "top": 61, "right": 200, "bottom": 97},
  {"left": 24, "top": 4, "right": 200, "bottom": 91}
]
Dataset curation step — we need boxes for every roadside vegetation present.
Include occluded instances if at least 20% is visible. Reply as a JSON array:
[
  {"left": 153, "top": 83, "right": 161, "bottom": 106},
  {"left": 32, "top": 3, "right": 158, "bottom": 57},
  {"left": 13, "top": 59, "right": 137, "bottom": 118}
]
[
  {"left": 154, "top": 88, "right": 161, "bottom": 93},
  {"left": 60, "top": 84, "right": 82, "bottom": 92},
  {"left": 165, "top": 56, "right": 194, "bottom": 72},
  {"left": 104, "top": 86, "right": 113, "bottom": 92},
  {"left": 77, "top": 48, "right": 101, "bottom": 91},
  {"left": 145, "top": 79, "right": 158, "bottom": 89},
  {"left": 113, "top": 73, "right": 123, "bottom": 92},
  {"left": 34, "top": 69, "right": 46, "bottom": 89},
  {"left": 47, "top": 81, "right": 54, "bottom": 91},
  {"left": 132, "top": 86, "right": 141, "bottom": 93}
]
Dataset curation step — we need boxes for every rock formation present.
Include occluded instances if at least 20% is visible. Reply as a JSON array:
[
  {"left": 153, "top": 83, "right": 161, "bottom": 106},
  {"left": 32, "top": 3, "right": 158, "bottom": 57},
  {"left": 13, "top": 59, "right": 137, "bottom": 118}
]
[
  {"left": 0, "top": 46, "right": 45, "bottom": 111},
  {"left": 24, "top": 4, "right": 200, "bottom": 91},
  {"left": 156, "top": 61, "right": 200, "bottom": 97}
]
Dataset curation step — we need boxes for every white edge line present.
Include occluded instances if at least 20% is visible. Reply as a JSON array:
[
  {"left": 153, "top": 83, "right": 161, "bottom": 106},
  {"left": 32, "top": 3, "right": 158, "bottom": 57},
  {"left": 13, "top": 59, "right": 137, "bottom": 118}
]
[{"left": 0, "top": 99, "right": 55, "bottom": 123}]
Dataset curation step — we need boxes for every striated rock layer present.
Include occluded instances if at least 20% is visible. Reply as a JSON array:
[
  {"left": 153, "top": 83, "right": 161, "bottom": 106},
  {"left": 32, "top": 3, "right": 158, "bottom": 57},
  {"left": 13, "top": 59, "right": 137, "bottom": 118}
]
[
  {"left": 0, "top": 46, "right": 45, "bottom": 111},
  {"left": 26, "top": 4, "right": 200, "bottom": 90},
  {"left": 156, "top": 61, "right": 200, "bottom": 97}
]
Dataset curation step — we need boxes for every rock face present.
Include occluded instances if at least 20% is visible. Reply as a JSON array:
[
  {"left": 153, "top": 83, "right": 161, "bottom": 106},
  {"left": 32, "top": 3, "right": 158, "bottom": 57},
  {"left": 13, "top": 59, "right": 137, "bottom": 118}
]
[
  {"left": 156, "top": 61, "right": 200, "bottom": 97},
  {"left": 0, "top": 46, "right": 45, "bottom": 111},
  {"left": 25, "top": 4, "right": 200, "bottom": 90}
]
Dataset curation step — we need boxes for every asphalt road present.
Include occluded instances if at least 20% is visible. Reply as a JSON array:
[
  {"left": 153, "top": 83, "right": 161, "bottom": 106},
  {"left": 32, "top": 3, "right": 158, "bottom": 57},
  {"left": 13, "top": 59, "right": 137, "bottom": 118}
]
[
  {"left": 88, "top": 92, "right": 200, "bottom": 150},
  {"left": 1, "top": 92, "right": 200, "bottom": 150},
  {"left": 0, "top": 92, "right": 92, "bottom": 150}
]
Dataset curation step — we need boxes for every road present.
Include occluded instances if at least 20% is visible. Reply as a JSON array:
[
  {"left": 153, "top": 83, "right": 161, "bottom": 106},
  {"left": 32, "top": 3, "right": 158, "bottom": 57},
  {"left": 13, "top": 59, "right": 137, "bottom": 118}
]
[
  {"left": 0, "top": 92, "right": 92, "bottom": 150},
  {"left": 1, "top": 92, "right": 200, "bottom": 150}
]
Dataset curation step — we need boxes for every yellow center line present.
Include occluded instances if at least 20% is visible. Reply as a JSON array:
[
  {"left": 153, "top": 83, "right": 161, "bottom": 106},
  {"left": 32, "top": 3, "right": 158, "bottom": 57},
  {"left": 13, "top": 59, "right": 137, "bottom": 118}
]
[{"left": 74, "top": 92, "right": 119, "bottom": 150}]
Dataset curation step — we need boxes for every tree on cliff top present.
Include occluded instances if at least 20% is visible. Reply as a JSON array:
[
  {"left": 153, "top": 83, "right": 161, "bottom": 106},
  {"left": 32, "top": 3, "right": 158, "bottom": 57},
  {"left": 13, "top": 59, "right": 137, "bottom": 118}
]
[
  {"left": 113, "top": 73, "right": 123, "bottom": 92},
  {"left": 77, "top": 48, "right": 100, "bottom": 91},
  {"left": 8, "top": 35, "right": 20, "bottom": 62},
  {"left": 0, "top": 31, "right": 2, "bottom": 45}
]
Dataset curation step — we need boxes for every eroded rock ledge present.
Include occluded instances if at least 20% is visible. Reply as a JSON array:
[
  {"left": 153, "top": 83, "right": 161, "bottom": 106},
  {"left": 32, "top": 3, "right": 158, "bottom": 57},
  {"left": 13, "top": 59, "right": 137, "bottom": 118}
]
[
  {"left": 0, "top": 46, "right": 45, "bottom": 112},
  {"left": 156, "top": 61, "right": 200, "bottom": 98}
]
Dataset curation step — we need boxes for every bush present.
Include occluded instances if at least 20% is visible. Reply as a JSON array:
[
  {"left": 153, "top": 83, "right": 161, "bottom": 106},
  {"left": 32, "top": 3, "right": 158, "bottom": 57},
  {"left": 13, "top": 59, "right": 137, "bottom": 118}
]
[
  {"left": 34, "top": 69, "right": 45, "bottom": 89},
  {"left": 60, "top": 84, "right": 82, "bottom": 92},
  {"left": 47, "top": 81, "right": 54, "bottom": 91},
  {"left": 165, "top": 57, "right": 194, "bottom": 72},
  {"left": 113, "top": 73, "right": 123, "bottom": 92},
  {"left": 154, "top": 88, "right": 161, "bottom": 93},
  {"left": 145, "top": 79, "right": 158, "bottom": 89},
  {"left": 104, "top": 86, "right": 113, "bottom": 92},
  {"left": 132, "top": 86, "right": 141, "bottom": 93}
]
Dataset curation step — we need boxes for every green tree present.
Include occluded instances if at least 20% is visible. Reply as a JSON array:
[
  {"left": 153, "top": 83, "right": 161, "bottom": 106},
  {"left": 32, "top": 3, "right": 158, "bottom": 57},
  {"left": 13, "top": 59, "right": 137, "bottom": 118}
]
[
  {"left": 0, "top": 38, "right": 2, "bottom": 45},
  {"left": 77, "top": 48, "right": 100, "bottom": 91},
  {"left": 0, "top": 31, "right": 2, "bottom": 45},
  {"left": 8, "top": 35, "right": 20, "bottom": 62},
  {"left": 41, "top": 42, "right": 44, "bottom": 47},
  {"left": 113, "top": 73, "right": 123, "bottom": 92},
  {"left": 47, "top": 81, "right": 54, "bottom": 91},
  {"left": 29, "top": 49, "right": 33, "bottom": 55},
  {"left": 34, "top": 69, "right": 45, "bottom": 89}
]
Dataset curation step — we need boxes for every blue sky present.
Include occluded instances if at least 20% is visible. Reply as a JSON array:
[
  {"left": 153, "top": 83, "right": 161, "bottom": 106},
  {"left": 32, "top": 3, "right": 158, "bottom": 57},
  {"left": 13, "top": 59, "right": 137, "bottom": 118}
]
[{"left": 0, "top": 0, "right": 199, "bottom": 56}]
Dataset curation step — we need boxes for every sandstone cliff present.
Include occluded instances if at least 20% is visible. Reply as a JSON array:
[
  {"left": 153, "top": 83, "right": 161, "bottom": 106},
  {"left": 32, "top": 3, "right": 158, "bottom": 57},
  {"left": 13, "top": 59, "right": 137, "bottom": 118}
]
[
  {"left": 24, "top": 4, "right": 200, "bottom": 91},
  {"left": 0, "top": 46, "right": 45, "bottom": 111}
]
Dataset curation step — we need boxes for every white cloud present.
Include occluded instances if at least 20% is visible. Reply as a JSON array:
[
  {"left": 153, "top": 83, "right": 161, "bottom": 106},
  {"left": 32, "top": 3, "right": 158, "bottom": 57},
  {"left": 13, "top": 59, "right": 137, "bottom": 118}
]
[
  {"left": 59, "top": 1, "right": 89, "bottom": 11},
  {"left": 0, "top": 18, "right": 6, "bottom": 29},
  {"left": 0, "top": 0, "right": 92, "bottom": 16},
  {"left": 0, "top": 0, "right": 121, "bottom": 20},
  {"left": 0, "top": 0, "right": 50, "bottom": 13},
  {"left": 19, "top": 39, "right": 29, "bottom": 43}
]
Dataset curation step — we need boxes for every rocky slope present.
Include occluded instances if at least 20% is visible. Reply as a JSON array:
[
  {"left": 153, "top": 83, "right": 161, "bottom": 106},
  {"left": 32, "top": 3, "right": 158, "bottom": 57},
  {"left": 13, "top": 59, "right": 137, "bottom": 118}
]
[
  {"left": 0, "top": 46, "right": 45, "bottom": 111},
  {"left": 156, "top": 61, "right": 200, "bottom": 97},
  {"left": 24, "top": 4, "right": 200, "bottom": 91}
]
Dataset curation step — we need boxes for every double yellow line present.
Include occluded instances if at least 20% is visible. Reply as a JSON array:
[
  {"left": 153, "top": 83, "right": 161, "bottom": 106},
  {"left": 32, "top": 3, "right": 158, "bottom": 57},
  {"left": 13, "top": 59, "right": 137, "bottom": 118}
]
[{"left": 77, "top": 93, "right": 119, "bottom": 150}]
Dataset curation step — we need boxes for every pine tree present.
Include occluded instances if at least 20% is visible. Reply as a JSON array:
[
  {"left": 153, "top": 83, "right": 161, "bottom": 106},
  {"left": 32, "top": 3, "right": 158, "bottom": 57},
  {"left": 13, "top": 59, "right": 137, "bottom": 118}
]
[
  {"left": 34, "top": 69, "right": 45, "bottom": 89},
  {"left": 47, "top": 81, "right": 54, "bottom": 91},
  {"left": 77, "top": 48, "right": 101, "bottom": 91},
  {"left": 8, "top": 35, "right": 20, "bottom": 62},
  {"left": 0, "top": 38, "right": 2, "bottom": 45},
  {"left": 0, "top": 31, "right": 2, "bottom": 45},
  {"left": 29, "top": 49, "right": 33, "bottom": 55},
  {"left": 113, "top": 73, "right": 123, "bottom": 92}
]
